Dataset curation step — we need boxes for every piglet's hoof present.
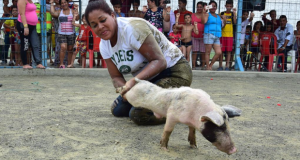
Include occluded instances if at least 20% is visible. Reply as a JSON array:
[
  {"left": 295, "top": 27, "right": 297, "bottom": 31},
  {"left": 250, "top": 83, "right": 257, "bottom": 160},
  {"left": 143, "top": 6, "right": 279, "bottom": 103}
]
[
  {"left": 189, "top": 144, "right": 198, "bottom": 149},
  {"left": 160, "top": 147, "right": 169, "bottom": 152}
]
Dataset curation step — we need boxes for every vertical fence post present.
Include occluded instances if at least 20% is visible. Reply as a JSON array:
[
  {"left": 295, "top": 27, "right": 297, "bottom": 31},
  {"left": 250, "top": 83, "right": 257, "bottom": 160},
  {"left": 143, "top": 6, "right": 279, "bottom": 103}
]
[
  {"left": 79, "top": 0, "right": 82, "bottom": 24},
  {"left": 234, "top": 0, "right": 244, "bottom": 71},
  {"left": 40, "top": 0, "right": 47, "bottom": 67},
  {"left": 193, "top": 0, "right": 196, "bottom": 13}
]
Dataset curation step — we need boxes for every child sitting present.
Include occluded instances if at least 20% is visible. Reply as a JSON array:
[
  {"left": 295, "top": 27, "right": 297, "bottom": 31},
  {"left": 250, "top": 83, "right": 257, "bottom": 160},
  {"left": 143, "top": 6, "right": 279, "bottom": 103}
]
[
  {"left": 242, "top": 25, "right": 252, "bottom": 67},
  {"left": 169, "top": 24, "right": 182, "bottom": 51},
  {"left": 249, "top": 21, "right": 263, "bottom": 71},
  {"left": 111, "top": 0, "right": 125, "bottom": 17},
  {"left": 175, "top": 13, "right": 199, "bottom": 62},
  {"left": 68, "top": 13, "right": 90, "bottom": 68}
]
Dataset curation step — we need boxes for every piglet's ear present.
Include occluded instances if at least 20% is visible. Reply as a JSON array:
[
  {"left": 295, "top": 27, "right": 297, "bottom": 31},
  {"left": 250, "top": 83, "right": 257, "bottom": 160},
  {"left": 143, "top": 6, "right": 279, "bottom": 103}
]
[
  {"left": 221, "top": 105, "right": 242, "bottom": 118},
  {"left": 200, "top": 111, "right": 224, "bottom": 127}
]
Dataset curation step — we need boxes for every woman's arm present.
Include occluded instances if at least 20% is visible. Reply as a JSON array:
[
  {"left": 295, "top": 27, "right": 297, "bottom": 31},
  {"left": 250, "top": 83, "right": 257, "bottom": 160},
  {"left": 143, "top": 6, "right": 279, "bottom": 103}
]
[
  {"left": 193, "top": 22, "right": 199, "bottom": 35},
  {"left": 162, "top": 7, "right": 170, "bottom": 22},
  {"left": 105, "top": 59, "right": 127, "bottom": 88},
  {"left": 200, "top": 7, "right": 209, "bottom": 24},
  {"left": 120, "top": 34, "right": 167, "bottom": 96},
  {"left": 72, "top": 9, "right": 80, "bottom": 21},
  {"left": 18, "top": 0, "right": 27, "bottom": 25},
  {"left": 18, "top": 0, "right": 30, "bottom": 35},
  {"left": 72, "top": 12, "right": 81, "bottom": 27},
  {"left": 140, "top": 6, "right": 148, "bottom": 18},
  {"left": 50, "top": 0, "right": 60, "bottom": 18}
]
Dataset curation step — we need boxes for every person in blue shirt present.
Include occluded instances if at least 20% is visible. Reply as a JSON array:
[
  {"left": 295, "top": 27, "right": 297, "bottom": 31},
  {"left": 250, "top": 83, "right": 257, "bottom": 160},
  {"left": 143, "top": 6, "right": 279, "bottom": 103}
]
[
  {"left": 201, "top": 0, "right": 226, "bottom": 70},
  {"left": 111, "top": 0, "right": 126, "bottom": 17}
]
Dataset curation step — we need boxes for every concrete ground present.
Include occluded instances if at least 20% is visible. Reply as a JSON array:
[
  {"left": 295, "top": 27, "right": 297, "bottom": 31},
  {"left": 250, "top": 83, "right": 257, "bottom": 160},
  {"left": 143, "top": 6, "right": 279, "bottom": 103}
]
[{"left": 0, "top": 69, "right": 299, "bottom": 160}]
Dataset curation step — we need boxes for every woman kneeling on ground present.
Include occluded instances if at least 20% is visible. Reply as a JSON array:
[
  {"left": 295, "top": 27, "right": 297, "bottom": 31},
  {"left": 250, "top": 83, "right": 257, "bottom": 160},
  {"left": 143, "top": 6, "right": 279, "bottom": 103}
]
[{"left": 85, "top": 0, "right": 192, "bottom": 125}]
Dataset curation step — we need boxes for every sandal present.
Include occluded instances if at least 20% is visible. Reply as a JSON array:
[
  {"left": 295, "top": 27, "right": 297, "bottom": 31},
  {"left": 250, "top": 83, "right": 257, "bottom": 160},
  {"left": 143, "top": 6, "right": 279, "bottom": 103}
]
[{"left": 59, "top": 65, "right": 65, "bottom": 68}]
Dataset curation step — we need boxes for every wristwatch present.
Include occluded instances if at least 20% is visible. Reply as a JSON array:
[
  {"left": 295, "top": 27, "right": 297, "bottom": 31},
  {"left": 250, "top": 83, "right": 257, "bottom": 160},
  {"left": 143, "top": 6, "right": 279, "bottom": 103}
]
[{"left": 281, "top": 47, "right": 285, "bottom": 49}]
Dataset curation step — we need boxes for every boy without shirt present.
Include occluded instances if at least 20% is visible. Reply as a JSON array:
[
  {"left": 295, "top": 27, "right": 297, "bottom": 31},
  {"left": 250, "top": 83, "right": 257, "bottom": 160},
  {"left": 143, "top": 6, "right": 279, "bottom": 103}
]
[{"left": 175, "top": 13, "right": 198, "bottom": 62}]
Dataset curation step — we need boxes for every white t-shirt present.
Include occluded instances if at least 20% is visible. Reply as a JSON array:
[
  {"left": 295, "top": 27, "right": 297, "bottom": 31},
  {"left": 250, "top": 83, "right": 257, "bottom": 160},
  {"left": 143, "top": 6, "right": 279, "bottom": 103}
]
[
  {"left": 240, "top": 19, "right": 251, "bottom": 45},
  {"left": 100, "top": 17, "right": 183, "bottom": 77}
]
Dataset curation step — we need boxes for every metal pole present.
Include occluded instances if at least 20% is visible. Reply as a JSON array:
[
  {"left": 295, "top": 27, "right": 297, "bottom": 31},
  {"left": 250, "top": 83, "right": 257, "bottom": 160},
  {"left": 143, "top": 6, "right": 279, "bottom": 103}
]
[
  {"left": 79, "top": 0, "right": 82, "bottom": 24},
  {"left": 41, "top": 0, "right": 47, "bottom": 67},
  {"left": 234, "top": 0, "right": 244, "bottom": 71},
  {"left": 193, "top": 0, "right": 196, "bottom": 13},
  {"left": 218, "top": 0, "right": 221, "bottom": 14}
]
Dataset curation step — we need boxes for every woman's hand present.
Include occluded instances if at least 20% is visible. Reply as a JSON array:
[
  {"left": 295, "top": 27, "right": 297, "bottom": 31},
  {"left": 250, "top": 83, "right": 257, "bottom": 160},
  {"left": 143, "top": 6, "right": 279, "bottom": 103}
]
[
  {"left": 120, "top": 78, "right": 136, "bottom": 99},
  {"left": 24, "top": 28, "right": 29, "bottom": 36}
]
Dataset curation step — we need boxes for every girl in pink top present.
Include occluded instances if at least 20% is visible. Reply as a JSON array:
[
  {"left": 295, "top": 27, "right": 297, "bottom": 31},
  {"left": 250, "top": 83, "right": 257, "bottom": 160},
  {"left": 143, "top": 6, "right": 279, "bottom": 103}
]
[
  {"left": 17, "top": 0, "right": 45, "bottom": 69},
  {"left": 191, "top": 1, "right": 205, "bottom": 69}
]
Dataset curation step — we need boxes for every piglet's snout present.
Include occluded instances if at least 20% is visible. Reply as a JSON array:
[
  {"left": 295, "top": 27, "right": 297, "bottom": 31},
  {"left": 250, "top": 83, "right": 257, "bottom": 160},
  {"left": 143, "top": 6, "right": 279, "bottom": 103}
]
[{"left": 227, "top": 146, "right": 237, "bottom": 155}]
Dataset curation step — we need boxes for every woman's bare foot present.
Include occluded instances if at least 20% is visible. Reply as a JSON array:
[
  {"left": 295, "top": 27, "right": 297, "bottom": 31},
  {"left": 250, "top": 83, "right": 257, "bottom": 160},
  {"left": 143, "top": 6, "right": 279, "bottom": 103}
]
[
  {"left": 36, "top": 64, "right": 46, "bottom": 69},
  {"left": 206, "top": 66, "right": 212, "bottom": 70},
  {"left": 67, "top": 64, "right": 75, "bottom": 68},
  {"left": 23, "top": 64, "right": 33, "bottom": 69}
]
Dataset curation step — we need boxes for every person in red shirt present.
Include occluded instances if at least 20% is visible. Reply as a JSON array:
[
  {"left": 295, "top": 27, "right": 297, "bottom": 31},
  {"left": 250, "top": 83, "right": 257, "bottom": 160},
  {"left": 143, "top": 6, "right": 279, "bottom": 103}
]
[
  {"left": 262, "top": 10, "right": 280, "bottom": 33},
  {"left": 169, "top": 24, "right": 182, "bottom": 51},
  {"left": 174, "top": 0, "right": 192, "bottom": 26},
  {"left": 68, "top": 13, "right": 91, "bottom": 68},
  {"left": 121, "top": 0, "right": 134, "bottom": 17}
]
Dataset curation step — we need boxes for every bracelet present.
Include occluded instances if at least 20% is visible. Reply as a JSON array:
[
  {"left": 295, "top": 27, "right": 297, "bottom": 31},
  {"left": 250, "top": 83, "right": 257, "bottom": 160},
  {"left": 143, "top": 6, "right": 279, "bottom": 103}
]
[
  {"left": 23, "top": 24, "right": 28, "bottom": 28},
  {"left": 166, "top": 12, "right": 170, "bottom": 15}
]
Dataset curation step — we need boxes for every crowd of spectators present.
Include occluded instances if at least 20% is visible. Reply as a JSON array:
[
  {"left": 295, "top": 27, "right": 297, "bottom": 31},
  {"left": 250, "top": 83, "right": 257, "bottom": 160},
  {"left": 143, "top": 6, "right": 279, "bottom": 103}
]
[{"left": 0, "top": 0, "right": 299, "bottom": 72}]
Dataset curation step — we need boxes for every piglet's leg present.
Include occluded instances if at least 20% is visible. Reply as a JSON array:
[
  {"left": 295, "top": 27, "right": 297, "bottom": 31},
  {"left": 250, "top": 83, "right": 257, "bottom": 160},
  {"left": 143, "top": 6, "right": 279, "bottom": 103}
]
[
  {"left": 188, "top": 126, "right": 197, "bottom": 148},
  {"left": 160, "top": 116, "right": 176, "bottom": 151}
]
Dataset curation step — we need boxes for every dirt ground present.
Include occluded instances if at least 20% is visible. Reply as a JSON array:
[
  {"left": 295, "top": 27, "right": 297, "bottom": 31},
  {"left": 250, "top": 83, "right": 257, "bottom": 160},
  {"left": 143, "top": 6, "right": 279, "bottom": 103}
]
[{"left": 0, "top": 72, "right": 299, "bottom": 160}]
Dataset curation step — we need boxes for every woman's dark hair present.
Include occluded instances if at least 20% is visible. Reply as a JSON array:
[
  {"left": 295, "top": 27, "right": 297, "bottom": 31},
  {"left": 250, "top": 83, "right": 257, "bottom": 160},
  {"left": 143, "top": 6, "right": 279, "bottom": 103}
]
[
  {"left": 209, "top": 0, "right": 217, "bottom": 8},
  {"left": 85, "top": 0, "right": 114, "bottom": 26},
  {"left": 253, "top": 21, "right": 263, "bottom": 32},
  {"left": 132, "top": 0, "right": 140, "bottom": 5},
  {"left": 111, "top": 0, "right": 122, "bottom": 6},
  {"left": 179, "top": 0, "right": 187, "bottom": 5},
  {"left": 196, "top": 1, "right": 204, "bottom": 7},
  {"left": 150, "top": 0, "right": 160, "bottom": 7},
  {"left": 81, "top": 14, "right": 85, "bottom": 19},
  {"left": 297, "top": 21, "right": 300, "bottom": 25},
  {"left": 59, "top": 0, "right": 69, "bottom": 5}
]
